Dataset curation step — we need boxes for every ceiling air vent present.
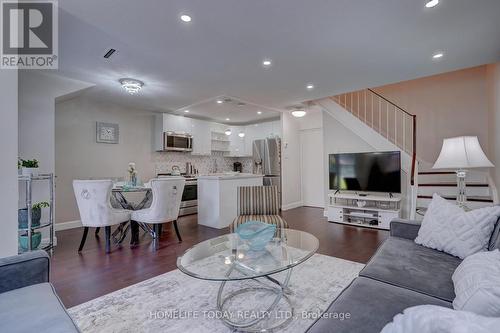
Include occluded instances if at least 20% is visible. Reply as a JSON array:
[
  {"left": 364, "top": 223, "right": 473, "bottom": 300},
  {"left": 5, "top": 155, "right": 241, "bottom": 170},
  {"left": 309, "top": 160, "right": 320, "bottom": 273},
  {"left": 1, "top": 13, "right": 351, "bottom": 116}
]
[{"left": 103, "top": 48, "right": 116, "bottom": 59}]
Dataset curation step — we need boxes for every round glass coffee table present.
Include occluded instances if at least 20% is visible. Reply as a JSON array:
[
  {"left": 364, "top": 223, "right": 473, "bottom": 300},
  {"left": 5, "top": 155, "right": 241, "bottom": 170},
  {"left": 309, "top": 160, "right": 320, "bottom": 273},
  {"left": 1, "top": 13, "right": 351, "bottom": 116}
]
[{"left": 177, "top": 229, "right": 319, "bottom": 332}]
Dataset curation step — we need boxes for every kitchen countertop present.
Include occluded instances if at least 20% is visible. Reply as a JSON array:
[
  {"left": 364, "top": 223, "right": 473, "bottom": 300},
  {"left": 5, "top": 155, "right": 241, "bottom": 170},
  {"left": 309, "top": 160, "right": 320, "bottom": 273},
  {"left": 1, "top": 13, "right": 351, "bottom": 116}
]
[{"left": 197, "top": 173, "right": 263, "bottom": 180}]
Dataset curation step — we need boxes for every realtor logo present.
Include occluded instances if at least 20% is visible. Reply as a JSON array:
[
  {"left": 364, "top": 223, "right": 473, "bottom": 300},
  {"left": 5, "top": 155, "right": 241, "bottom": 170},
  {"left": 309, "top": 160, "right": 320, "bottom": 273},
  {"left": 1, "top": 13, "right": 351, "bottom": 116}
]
[{"left": 1, "top": 0, "right": 58, "bottom": 69}]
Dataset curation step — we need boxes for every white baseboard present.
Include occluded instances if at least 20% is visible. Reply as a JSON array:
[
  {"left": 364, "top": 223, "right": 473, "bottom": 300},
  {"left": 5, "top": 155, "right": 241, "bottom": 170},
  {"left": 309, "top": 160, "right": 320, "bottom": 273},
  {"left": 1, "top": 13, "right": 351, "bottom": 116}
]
[
  {"left": 281, "top": 201, "right": 303, "bottom": 211},
  {"left": 55, "top": 220, "right": 82, "bottom": 231}
]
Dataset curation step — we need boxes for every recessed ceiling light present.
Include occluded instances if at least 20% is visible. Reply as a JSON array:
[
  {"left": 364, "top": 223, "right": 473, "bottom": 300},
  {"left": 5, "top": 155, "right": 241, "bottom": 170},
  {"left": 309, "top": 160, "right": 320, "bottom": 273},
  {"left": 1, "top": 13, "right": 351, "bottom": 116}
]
[
  {"left": 119, "top": 78, "right": 144, "bottom": 95},
  {"left": 216, "top": 99, "right": 223, "bottom": 104},
  {"left": 432, "top": 52, "right": 444, "bottom": 59},
  {"left": 262, "top": 59, "right": 272, "bottom": 67},
  {"left": 180, "top": 14, "right": 192, "bottom": 22},
  {"left": 184, "top": 110, "right": 190, "bottom": 113},
  {"left": 257, "top": 111, "right": 262, "bottom": 115},
  {"left": 225, "top": 118, "right": 230, "bottom": 121},
  {"left": 225, "top": 129, "right": 232, "bottom": 136},
  {"left": 306, "top": 84, "right": 315, "bottom": 90},
  {"left": 425, "top": 0, "right": 439, "bottom": 8},
  {"left": 292, "top": 110, "right": 307, "bottom": 118},
  {"left": 238, "top": 132, "right": 245, "bottom": 138}
]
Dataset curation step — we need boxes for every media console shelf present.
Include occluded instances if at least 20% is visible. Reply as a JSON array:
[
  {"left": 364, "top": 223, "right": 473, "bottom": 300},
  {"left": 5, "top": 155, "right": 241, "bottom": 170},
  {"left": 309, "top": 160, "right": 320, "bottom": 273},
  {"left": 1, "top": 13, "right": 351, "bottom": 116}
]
[{"left": 327, "top": 193, "right": 401, "bottom": 230}]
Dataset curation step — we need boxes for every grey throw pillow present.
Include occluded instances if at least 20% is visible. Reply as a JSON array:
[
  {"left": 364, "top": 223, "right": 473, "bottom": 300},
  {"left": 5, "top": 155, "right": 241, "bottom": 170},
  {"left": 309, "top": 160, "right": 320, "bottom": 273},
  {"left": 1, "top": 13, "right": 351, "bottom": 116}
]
[{"left": 415, "top": 194, "right": 500, "bottom": 259}]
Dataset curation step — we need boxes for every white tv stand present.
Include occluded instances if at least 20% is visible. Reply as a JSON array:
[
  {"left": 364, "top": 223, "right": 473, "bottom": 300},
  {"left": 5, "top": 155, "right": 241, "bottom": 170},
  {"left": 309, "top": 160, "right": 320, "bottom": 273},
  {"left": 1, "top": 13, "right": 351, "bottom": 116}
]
[{"left": 327, "top": 193, "right": 401, "bottom": 230}]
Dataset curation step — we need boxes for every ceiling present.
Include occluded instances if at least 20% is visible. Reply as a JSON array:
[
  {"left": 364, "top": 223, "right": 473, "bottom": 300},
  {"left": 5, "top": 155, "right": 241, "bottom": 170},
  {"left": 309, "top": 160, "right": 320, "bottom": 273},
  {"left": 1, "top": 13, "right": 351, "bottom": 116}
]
[
  {"left": 55, "top": 0, "right": 500, "bottom": 123},
  {"left": 171, "top": 96, "right": 280, "bottom": 125}
]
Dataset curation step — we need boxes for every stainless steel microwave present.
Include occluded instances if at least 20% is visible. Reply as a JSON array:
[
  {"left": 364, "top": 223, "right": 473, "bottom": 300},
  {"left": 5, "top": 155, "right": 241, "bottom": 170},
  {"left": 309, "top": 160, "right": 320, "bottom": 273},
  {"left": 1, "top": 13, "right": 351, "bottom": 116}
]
[{"left": 162, "top": 132, "right": 193, "bottom": 152}]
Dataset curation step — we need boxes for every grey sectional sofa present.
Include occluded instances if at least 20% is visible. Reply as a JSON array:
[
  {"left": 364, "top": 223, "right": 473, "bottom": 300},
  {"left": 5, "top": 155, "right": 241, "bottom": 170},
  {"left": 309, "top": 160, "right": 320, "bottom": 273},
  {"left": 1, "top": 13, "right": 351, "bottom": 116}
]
[
  {"left": 307, "top": 218, "right": 500, "bottom": 333},
  {"left": 0, "top": 251, "right": 80, "bottom": 333}
]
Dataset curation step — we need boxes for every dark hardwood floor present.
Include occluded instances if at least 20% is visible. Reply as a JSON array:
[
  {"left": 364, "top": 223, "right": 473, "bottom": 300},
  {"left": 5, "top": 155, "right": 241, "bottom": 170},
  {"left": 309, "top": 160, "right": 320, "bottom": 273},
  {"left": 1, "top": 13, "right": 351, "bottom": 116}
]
[{"left": 51, "top": 207, "right": 388, "bottom": 308}]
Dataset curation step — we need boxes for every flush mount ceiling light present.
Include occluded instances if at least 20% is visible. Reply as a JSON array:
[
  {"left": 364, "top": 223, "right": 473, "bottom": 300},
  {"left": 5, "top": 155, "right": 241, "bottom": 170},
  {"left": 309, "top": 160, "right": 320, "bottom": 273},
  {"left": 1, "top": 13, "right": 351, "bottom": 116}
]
[
  {"left": 225, "top": 118, "right": 230, "bottom": 121},
  {"left": 291, "top": 110, "right": 307, "bottom": 118},
  {"left": 425, "top": 0, "right": 439, "bottom": 8},
  {"left": 216, "top": 99, "right": 223, "bottom": 104},
  {"left": 119, "top": 78, "right": 144, "bottom": 95},
  {"left": 184, "top": 109, "right": 190, "bottom": 113},
  {"left": 225, "top": 129, "right": 232, "bottom": 136},
  {"left": 262, "top": 59, "right": 272, "bottom": 68},
  {"left": 432, "top": 52, "right": 444, "bottom": 59},
  {"left": 180, "top": 14, "right": 192, "bottom": 22},
  {"left": 306, "top": 84, "right": 315, "bottom": 90},
  {"left": 238, "top": 132, "right": 245, "bottom": 138}
]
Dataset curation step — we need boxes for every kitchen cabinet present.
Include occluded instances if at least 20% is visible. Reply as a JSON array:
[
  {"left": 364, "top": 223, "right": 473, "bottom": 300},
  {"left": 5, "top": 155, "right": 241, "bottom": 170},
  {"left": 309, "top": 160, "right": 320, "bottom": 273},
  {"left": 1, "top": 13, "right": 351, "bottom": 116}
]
[
  {"left": 155, "top": 113, "right": 281, "bottom": 157},
  {"left": 228, "top": 126, "right": 246, "bottom": 157},
  {"left": 163, "top": 114, "right": 191, "bottom": 133},
  {"left": 191, "top": 118, "right": 211, "bottom": 155}
]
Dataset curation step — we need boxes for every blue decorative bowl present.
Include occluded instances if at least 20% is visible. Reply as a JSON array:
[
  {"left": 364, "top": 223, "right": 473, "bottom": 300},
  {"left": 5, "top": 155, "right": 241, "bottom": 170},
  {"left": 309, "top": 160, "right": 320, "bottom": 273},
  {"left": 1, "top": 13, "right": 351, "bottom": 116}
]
[
  {"left": 19, "top": 232, "right": 42, "bottom": 250},
  {"left": 236, "top": 221, "right": 276, "bottom": 251}
]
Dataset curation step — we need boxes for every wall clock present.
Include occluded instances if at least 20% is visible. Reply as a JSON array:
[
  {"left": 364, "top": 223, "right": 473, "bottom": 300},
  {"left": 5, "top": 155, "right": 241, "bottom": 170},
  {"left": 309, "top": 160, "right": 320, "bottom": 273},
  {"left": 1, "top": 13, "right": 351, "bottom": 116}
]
[{"left": 96, "top": 122, "right": 119, "bottom": 144}]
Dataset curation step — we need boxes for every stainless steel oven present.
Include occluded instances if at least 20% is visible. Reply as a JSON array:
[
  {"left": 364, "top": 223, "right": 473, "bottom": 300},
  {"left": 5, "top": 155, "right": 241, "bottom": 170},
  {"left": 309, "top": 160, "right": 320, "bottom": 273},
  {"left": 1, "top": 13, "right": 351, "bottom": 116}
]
[
  {"left": 163, "top": 132, "right": 193, "bottom": 152},
  {"left": 179, "top": 179, "right": 197, "bottom": 216}
]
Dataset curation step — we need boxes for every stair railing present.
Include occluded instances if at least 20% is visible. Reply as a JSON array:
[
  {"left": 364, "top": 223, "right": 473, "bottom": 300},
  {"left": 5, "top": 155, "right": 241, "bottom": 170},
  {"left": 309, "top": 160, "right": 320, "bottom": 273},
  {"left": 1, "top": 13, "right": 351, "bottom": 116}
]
[{"left": 331, "top": 88, "right": 417, "bottom": 186}]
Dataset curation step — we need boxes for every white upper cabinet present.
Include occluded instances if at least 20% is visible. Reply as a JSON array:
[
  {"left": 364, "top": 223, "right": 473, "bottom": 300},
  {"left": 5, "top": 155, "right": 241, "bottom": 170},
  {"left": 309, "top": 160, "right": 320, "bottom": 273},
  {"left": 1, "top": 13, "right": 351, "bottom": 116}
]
[
  {"left": 156, "top": 113, "right": 281, "bottom": 156},
  {"left": 191, "top": 118, "right": 211, "bottom": 155},
  {"left": 163, "top": 114, "right": 192, "bottom": 134},
  {"left": 228, "top": 126, "right": 246, "bottom": 157}
]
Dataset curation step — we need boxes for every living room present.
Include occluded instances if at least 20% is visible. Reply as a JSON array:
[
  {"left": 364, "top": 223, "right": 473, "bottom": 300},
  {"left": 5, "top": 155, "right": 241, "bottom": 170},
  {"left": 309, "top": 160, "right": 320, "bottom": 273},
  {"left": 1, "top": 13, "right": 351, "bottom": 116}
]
[{"left": 1, "top": 0, "right": 500, "bottom": 332}]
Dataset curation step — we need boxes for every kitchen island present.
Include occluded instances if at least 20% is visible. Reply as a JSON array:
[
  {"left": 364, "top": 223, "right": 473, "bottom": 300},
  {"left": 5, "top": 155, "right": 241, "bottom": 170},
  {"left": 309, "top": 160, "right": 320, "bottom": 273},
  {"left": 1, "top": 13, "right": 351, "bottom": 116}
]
[{"left": 197, "top": 173, "right": 263, "bottom": 229}]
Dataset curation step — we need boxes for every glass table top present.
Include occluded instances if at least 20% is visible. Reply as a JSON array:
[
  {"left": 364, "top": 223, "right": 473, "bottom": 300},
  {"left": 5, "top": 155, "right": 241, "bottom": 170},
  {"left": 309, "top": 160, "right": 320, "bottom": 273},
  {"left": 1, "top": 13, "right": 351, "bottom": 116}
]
[{"left": 177, "top": 229, "right": 319, "bottom": 281}]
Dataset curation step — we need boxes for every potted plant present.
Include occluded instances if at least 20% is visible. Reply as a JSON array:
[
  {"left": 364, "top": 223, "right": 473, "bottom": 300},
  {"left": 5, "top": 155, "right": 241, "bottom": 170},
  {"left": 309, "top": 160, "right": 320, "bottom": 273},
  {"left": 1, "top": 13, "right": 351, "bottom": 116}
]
[
  {"left": 18, "top": 201, "right": 49, "bottom": 229},
  {"left": 19, "top": 232, "right": 42, "bottom": 251},
  {"left": 19, "top": 158, "right": 39, "bottom": 176}
]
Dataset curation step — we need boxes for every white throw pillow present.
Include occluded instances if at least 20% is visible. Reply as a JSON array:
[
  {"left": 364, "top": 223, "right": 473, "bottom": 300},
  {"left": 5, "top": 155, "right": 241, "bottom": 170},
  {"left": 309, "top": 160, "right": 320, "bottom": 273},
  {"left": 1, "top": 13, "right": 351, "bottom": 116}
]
[
  {"left": 381, "top": 305, "right": 500, "bottom": 333},
  {"left": 452, "top": 249, "right": 500, "bottom": 316},
  {"left": 415, "top": 194, "right": 500, "bottom": 259}
]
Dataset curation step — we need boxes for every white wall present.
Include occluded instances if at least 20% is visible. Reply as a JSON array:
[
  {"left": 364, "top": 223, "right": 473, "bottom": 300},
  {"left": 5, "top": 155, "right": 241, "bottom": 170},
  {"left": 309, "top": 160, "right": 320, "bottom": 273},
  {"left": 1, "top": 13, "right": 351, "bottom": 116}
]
[
  {"left": 281, "top": 113, "right": 302, "bottom": 210},
  {"left": 487, "top": 63, "right": 500, "bottom": 193},
  {"left": 0, "top": 70, "right": 18, "bottom": 258},
  {"left": 55, "top": 96, "right": 158, "bottom": 223},
  {"left": 18, "top": 71, "right": 94, "bottom": 237}
]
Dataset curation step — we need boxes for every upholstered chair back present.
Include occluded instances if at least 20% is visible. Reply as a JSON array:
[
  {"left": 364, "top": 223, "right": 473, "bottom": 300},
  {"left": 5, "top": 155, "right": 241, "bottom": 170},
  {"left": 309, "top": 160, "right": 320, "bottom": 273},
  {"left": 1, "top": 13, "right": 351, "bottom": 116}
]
[
  {"left": 237, "top": 186, "right": 280, "bottom": 215},
  {"left": 142, "top": 177, "right": 185, "bottom": 224},
  {"left": 73, "top": 180, "right": 116, "bottom": 227}
]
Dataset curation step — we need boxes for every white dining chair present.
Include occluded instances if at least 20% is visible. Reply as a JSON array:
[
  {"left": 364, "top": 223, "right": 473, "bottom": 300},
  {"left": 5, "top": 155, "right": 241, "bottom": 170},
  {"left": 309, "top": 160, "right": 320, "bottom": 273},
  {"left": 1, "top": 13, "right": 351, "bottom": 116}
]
[
  {"left": 73, "top": 180, "right": 131, "bottom": 253},
  {"left": 131, "top": 177, "right": 185, "bottom": 250}
]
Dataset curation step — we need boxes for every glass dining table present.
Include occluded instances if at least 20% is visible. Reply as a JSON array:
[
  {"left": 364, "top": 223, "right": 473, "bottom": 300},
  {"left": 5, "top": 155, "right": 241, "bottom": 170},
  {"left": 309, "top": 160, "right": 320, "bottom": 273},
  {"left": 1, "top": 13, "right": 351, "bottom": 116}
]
[{"left": 111, "top": 184, "right": 153, "bottom": 245}]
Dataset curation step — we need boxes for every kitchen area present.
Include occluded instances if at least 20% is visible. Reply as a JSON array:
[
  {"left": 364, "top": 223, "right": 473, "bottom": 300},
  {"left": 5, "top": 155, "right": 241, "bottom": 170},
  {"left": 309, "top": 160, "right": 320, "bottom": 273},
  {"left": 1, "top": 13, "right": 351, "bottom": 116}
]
[{"left": 151, "top": 103, "right": 282, "bottom": 229}]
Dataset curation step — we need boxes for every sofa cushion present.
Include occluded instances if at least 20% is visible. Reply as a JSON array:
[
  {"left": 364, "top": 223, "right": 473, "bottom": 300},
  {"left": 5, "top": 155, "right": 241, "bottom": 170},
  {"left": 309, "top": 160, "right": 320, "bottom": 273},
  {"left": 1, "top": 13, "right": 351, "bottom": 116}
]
[
  {"left": 415, "top": 194, "right": 500, "bottom": 259},
  {"left": 489, "top": 217, "right": 500, "bottom": 250},
  {"left": 452, "top": 249, "right": 500, "bottom": 316},
  {"left": 306, "top": 277, "right": 452, "bottom": 333},
  {"left": 0, "top": 283, "right": 80, "bottom": 333},
  {"left": 360, "top": 237, "right": 462, "bottom": 302},
  {"left": 381, "top": 305, "right": 500, "bottom": 333}
]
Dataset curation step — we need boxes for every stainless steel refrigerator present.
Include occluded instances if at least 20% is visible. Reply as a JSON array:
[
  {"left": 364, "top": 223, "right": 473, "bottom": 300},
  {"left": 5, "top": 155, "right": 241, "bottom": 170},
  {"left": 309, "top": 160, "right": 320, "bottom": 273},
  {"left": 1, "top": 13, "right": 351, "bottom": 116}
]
[{"left": 253, "top": 138, "right": 281, "bottom": 205}]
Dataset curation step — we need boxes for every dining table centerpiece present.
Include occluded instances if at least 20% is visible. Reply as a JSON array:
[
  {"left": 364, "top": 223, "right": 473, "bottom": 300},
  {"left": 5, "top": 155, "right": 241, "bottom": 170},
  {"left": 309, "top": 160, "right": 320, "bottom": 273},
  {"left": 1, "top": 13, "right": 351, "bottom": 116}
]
[{"left": 127, "top": 162, "right": 138, "bottom": 186}]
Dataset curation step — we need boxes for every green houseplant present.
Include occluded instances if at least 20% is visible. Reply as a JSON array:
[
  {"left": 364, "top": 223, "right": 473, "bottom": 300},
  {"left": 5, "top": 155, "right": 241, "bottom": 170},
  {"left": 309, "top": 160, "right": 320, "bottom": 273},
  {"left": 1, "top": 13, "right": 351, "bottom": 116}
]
[
  {"left": 19, "top": 158, "right": 40, "bottom": 177},
  {"left": 18, "top": 201, "right": 49, "bottom": 229}
]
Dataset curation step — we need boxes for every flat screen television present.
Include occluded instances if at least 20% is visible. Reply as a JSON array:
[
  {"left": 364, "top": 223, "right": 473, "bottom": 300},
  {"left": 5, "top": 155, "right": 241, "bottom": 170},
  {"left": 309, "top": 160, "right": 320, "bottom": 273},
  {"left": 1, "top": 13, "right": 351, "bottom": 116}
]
[{"left": 329, "top": 151, "right": 401, "bottom": 193}]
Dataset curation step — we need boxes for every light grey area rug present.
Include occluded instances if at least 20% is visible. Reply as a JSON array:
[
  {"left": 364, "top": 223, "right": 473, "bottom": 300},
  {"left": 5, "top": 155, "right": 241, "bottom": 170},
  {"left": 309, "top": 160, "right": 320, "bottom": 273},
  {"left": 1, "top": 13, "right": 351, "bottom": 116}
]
[{"left": 69, "top": 254, "right": 364, "bottom": 333}]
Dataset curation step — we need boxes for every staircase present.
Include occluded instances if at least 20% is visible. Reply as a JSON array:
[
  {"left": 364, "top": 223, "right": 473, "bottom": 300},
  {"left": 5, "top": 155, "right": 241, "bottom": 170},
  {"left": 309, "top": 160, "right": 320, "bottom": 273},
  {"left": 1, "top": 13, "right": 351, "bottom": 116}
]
[
  {"left": 415, "top": 169, "right": 497, "bottom": 219},
  {"left": 321, "top": 88, "right": 498, "bottom": 218}
]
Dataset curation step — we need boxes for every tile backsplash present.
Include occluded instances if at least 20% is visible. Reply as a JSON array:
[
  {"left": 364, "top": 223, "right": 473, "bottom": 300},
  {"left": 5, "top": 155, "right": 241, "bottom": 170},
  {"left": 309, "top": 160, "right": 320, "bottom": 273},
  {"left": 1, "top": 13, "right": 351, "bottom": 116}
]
[{"left": 153, "top": 152, "right": 253, "bottom": 175}]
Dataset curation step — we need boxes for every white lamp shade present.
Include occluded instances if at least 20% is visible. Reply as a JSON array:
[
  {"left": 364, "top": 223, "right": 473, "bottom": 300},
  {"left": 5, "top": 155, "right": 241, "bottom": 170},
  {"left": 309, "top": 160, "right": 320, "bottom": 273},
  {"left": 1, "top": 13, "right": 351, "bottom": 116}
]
[{"left": 433, "top": 136, "right": 494, "bottom": 169}]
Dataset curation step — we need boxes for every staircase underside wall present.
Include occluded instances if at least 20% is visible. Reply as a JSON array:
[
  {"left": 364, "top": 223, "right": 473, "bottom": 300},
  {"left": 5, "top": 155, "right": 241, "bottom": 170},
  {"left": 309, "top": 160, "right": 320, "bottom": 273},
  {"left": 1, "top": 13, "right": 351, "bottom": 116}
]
[{"left": 318, "top": 98, "right": 412, "bottom": 218}]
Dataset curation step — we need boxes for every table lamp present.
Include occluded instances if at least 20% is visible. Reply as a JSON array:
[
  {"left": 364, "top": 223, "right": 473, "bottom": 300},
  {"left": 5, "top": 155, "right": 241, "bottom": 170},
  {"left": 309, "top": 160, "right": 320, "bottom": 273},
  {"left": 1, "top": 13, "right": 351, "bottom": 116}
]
[{"left": 433, "top": 136, "right": 494, "bottom": 208}]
